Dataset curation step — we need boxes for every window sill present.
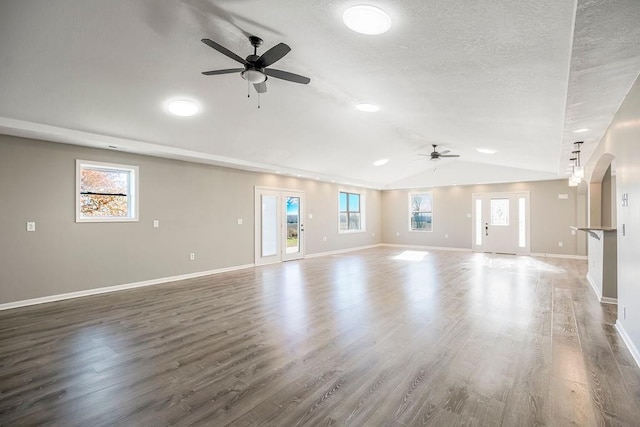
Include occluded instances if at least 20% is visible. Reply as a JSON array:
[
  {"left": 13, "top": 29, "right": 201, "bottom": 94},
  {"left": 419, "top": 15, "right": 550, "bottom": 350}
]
[
  {"left": 338, "top": 229, "right": 366, "bottom": 234},
  {"left": 76, "top": 218, "right": 139, "bottom": 223}
]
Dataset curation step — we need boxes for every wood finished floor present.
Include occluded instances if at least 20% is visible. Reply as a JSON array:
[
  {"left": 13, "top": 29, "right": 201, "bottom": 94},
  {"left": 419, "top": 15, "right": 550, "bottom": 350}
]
[{"left": 1, "top": 247, "right": 640, "bottom": 426}]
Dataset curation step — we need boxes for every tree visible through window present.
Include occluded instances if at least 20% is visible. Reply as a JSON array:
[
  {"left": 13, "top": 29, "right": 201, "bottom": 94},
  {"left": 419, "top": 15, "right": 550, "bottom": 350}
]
[
  {"left": 410, "top": 193, "right": 432, "bottom": 231},
  {"left": 339, "top": 191, "right": 362, "bottom": 231},
  {"left": 76, "top": 160, "right": 138, "bottom": 222}
]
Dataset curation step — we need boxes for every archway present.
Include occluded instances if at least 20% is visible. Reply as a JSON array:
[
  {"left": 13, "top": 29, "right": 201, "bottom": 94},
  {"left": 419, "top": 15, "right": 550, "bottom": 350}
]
[{"left": 585, "top": 152, "right": 617, "bottom": 305}]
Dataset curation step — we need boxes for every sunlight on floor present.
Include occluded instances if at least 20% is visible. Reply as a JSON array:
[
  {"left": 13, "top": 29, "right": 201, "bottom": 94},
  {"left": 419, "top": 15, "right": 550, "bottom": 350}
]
[{"left": 392, "top": 250, "right": 430, "bottom": 261}]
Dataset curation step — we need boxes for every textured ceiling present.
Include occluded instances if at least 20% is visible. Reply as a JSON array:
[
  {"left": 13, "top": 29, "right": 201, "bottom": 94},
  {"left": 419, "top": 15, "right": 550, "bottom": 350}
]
[{"left": 0, "top": 0, "right": 639, "bottom": 189}]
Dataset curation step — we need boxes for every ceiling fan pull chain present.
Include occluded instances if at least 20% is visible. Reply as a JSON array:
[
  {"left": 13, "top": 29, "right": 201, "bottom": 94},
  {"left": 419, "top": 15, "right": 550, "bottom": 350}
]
[
  {"left": 247, "top": 81, "right": 250, "bottom": 98},
  {"left": 258, "top": 93, "right": 261, "bottom": 109}
]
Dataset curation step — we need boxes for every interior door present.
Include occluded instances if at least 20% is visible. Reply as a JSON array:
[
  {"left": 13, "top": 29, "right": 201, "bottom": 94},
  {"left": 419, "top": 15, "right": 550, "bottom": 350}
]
[
  {"left": 255, "top": 187, "right": 305, "bottom": 265},
  {"left": 472, "top": 192, "right": 530, "bottom": 255}
]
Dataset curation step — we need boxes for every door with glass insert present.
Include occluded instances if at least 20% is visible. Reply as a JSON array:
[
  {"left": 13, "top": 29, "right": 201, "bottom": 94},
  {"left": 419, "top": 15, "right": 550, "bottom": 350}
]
[
  {"left": 255, "top": 188, "right": 305, "bottom": 265},
  {"left": 472, "top": 192, "right": 530, "bottom": 255},
  {"left": 283, "top": 192, "right": 304, "bottom": 261}
]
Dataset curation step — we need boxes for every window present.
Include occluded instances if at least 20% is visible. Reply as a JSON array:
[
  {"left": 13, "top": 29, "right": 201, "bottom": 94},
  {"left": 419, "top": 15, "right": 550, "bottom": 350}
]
[
  {"left": 76, "top": 160, "right": 139, "bottom": 222},
  {"left": 409, "top": 193, "right": 433, "bottom": 231},
  {"left": 339, "top": 191, "right": 364, "bottom": 232},
  {"left": 475, "top": 198, "right": 482, "bottom": 245}
]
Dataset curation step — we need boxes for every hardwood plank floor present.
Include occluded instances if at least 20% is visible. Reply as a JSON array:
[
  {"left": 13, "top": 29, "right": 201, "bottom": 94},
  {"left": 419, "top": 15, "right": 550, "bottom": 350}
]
[{"left": 1, "top": 247, "right": 639, "bottom": 426}]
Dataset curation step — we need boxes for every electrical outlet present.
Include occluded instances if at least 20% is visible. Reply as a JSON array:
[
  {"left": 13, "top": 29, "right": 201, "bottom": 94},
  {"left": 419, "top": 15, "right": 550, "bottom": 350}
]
[
  {"left": 308, "top": 213, "right": 313, "bottom": 219},
  {"left": 445, "top": 234, "right": 448, "bottom": 238},
  {"left": 372, "top": 232, "right": 375, "bottom": 237},
  {"left": 237, "top": 218, "right": 243, "bottom": 225},
  {"left": 189, "top": 253, "right": 195, "bottom": 261},
  {"left": 558, "top": 242, "right": 563, "bottom": 247},
  {"left": 396, "top": 232, "right": 400, "bottom": 236},
  {"left": 153, "top": 220, "right": 159, "bottom": 228},
  {"left": 322, "top": 236, "right": 327, "bottom": 242},
  {"left": 26, "top": 221, "right": 36, "bottom": 232}
]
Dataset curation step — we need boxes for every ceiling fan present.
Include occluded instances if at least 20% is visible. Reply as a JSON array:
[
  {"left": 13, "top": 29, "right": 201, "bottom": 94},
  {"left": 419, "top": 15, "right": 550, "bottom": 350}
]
[
  {"left": 201, "top": 36, "right": 310, "bottom": 94},
  {"left": 419, "top": 144, "right": 461, "bottom": 161}
]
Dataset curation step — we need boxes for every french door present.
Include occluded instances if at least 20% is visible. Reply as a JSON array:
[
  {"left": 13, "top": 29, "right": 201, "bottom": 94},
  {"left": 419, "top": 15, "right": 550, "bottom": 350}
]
[
  {"left": 255, "top": 187, "right": 305, "bottom": 265},
  {"left": 472, "top": 192, "right": 530, "bottom": 255}
]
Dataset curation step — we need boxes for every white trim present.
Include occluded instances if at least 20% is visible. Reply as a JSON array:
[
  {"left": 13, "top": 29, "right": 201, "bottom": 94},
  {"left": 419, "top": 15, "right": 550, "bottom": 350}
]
[
  {"left": 76, "top": 159, "right": 140, "bottom": 222},
  {"left": 338, "top": 189, "right": 366, "bottom": 233},
  {"left": 530, "top": 253, "right": 588, "bottom": 260},
  {"left": 616, "top": 321, "right": 640, "bottom": 369},
  {"left": 584, "top": 273, "right": 617, "bottom": 304},
  {"left": 383, "top": 243, "right": 472, "bottom": 252},
  {"left": 408, "top": 192, "right": 433, "bottom": 232},
  {"left": 305, "top": 244, "right": 384, "bottom": 258},
  {"left": 0, "top": 264, "right": 255, "bottom": 311},
  {"left": 586, "top": 273, "right": 602, "bottom": 300}
]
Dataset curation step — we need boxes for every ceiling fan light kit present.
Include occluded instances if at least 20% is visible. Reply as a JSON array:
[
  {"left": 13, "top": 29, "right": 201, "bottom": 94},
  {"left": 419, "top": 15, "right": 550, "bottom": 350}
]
[
  {"left": 201, "top": 35, "right": 310, "bottom": 98},
  {"left": 241, "top": 69, "right": 266, "bottom": 84}
]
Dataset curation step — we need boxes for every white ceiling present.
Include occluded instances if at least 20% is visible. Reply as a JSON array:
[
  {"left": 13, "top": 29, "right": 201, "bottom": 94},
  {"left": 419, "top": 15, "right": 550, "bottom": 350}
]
[{"left": 1, "top": 0, "right": 639, "bottom": 189}]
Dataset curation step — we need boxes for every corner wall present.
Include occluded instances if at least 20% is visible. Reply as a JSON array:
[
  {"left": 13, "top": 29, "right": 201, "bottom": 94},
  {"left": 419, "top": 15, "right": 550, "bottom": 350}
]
[
  {"left": 0, "top": 135, "right": 381, "bottom": 304},
  {"left": 584, "top": 73, "right": 640, "bottom": 365}
]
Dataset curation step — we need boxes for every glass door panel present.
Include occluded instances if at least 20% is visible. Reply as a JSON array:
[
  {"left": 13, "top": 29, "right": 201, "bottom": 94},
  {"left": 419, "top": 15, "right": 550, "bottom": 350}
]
[
  {"left": 285, "top": 196, "right": 300, "bottom": 254},
  {"left": 261, "top": 195, "right": 278, "bottom": 257}
]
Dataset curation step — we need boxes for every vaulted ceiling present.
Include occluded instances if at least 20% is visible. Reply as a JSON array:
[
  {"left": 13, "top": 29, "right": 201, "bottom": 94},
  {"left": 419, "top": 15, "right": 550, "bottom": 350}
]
[{"left": 1, "top": 0, "right": 639, "bottom": 189}]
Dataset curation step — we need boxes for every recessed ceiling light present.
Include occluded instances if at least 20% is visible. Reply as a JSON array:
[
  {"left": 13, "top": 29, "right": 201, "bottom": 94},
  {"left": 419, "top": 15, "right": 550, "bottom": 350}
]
[
  {"left": 574, "top": 128, "right": 589, "bottom": 133},
  {"left": 167, "top": 100, "right": 199, "bottom": 117},
  {"left": 356, "top": 103, "right": 380, "bottom": 112},
  {"left": 373, "top": 158, "right": 389, "bottom": 166},
  {"left": 476, "top": 148, "right": 497, "bottom": 154},
  {"left": 343, "top": 5, "right": 391, "bottom": 35},
  {"left": 275, "top": 171, "right": 282, "bottom": 174}
]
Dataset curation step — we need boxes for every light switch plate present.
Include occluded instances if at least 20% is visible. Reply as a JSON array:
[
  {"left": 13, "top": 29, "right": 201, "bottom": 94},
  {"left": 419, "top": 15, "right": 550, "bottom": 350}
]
[
  {"left": 237, "top": 218, "right": 243, "bottom": 225},
  {"left": 26, "top": 221, "right": 36, "bottom": 232},
  {"left": 153, "top": 220, "right": 159, "bottom": 228}
]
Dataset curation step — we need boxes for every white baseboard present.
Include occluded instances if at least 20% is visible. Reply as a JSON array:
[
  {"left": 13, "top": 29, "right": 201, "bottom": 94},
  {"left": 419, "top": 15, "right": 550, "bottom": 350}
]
[
  {"left": 305, "top": 244, "right": 384, "bottom": 259},
  {"left": 530, "top": 253, "right": 588, "bottom": 260},
  {"left": 586, "top": 273, "right": 602, "bottom": 301},
  {"left": 616, "top": 321, "right": 640, "bottom": 369},
  {"left": 0, "top": 264, "right": 255, "bottom": 311},
  {"left": 585, "top": 273, "right": 617, "bottom": 304},
  {"left": 382, "top": 243, "right": 472, "bottom": 252}
]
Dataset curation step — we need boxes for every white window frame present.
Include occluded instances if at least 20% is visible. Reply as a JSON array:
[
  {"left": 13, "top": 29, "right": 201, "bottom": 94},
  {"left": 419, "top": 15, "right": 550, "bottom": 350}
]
[
  {"left": 408, "top": 192, "right": 433, "bottom": 232},
  {"left": 338, "top": 189, "right": 366, "bottom": 233},
  {"left": 76, "top": 159, "right": 139, "bottom": 223}
]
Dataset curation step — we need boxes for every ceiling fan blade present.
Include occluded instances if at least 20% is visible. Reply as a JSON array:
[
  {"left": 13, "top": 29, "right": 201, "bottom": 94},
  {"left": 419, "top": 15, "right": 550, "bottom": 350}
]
[
  {"left": 256, "top": 43, "right": 291, "bottom": 68},
  {"left": 264, "top": 68, "right": 310, "bottom": 84},
  {"left": 201, "top": 38, "right": 248, "bottom": 65},
  {"left": 439, "top": 154, "right": 461, "bottom": 158},
  {"left": 254, "top": 81, "right": 267, "bottom": 94},
  {"left": 202, "top": 68, "right": 244, "bottom": 76},
  {"left": 439, "top": 150, "right": 450, "bottom": 155}
]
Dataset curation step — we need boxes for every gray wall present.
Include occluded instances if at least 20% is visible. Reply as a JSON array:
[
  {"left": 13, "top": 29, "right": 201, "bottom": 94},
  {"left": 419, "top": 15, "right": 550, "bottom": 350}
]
[
  {"left": 0, "top": 135, "right": 381, "bottom": 304},
  {"left": 601, "top": 165, "right": 616, "bottom": 227},
  {"left": 585, "top": 73, "right": 640, "bottom": 360},
  {"left": 381, "top": 180, "right": 580, "bottom": 255}
]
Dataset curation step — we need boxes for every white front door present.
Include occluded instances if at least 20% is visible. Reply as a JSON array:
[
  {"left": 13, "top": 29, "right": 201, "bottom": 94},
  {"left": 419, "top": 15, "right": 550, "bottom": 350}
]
[
  {"left": 255, "top": 187, "right": 305, "bottom": 265},
  {"left": 472, "top": 192, "right": 530, "bottom": 255}
]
